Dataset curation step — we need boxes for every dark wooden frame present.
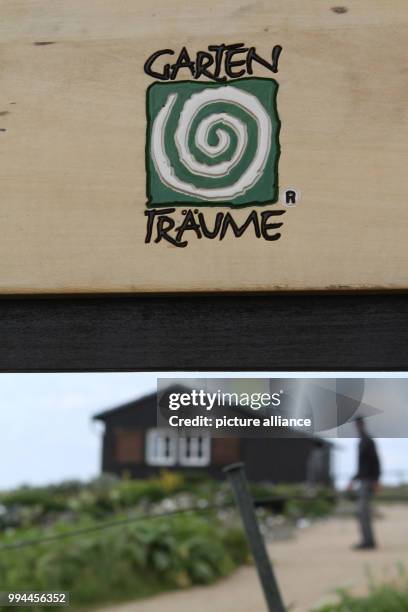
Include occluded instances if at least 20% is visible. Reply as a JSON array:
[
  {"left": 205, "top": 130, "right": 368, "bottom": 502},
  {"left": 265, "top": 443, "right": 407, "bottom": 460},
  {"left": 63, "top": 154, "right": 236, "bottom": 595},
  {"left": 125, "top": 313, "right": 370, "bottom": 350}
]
[{"left": 0, "top": 294, "right": 407, "bottom": 371}]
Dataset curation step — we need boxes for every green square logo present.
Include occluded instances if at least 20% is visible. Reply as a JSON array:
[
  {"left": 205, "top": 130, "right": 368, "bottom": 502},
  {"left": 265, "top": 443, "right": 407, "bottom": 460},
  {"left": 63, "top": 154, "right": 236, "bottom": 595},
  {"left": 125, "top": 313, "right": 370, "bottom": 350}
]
[{"left": 146, "top": 78, "right": 280, "bottom": 207}]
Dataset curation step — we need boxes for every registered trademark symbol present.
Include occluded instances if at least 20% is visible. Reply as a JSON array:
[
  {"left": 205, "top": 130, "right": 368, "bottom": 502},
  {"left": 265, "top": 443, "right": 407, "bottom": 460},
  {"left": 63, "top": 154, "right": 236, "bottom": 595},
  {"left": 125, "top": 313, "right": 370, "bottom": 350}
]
[{"left": 281, "top": 187, "right": 301, "bottom": 207}]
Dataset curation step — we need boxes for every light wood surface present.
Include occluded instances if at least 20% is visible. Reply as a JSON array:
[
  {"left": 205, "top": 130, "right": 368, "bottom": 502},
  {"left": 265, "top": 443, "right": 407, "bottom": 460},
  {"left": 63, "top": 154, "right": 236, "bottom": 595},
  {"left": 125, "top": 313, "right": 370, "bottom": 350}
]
[{"left": 0, "top": 0, "right": 407, "bottom": 293}]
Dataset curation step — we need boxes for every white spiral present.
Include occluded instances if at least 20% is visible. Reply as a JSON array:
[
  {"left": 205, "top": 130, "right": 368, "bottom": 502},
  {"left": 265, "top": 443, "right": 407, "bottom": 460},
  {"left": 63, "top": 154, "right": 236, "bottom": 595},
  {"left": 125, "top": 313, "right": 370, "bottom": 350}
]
[{"left": 151, "top": 86, "right": 272, "bottom": 201}]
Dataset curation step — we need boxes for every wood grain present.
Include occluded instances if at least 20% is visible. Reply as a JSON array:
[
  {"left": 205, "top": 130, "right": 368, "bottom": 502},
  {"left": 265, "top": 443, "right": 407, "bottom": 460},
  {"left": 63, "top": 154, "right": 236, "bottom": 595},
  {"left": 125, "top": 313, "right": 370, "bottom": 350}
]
[
  {"left": 0, "top": 294, "right": 407, "bottom": 371},
  {"left": 0, "top": 1, "right": 407, "bottom": 293}
]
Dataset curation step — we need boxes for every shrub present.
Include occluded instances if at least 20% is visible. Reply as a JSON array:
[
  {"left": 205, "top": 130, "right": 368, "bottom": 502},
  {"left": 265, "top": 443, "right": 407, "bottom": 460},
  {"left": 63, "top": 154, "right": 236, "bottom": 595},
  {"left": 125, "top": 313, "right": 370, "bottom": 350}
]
[
  {"left": 0, "top": 512, "right": 248, "bottom": 610},
  {"left": 250, "top": 483, "right": 335, "bottom": 519},
  {"left": 0, "top": 478, "right": 337, "bottom": 535}
]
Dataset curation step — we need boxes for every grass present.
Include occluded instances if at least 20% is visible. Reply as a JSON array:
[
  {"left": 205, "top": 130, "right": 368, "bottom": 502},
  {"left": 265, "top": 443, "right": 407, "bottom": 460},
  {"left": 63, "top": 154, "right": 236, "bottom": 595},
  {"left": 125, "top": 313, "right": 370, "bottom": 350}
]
[{"left": 315, "top": 567, "right": 408, "bottom": 611}]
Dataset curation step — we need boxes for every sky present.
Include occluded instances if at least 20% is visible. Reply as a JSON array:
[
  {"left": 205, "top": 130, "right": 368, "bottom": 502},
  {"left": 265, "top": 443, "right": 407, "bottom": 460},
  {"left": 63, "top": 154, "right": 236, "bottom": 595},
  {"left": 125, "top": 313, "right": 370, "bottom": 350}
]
[{"left": 0, "top": 372, "right": 408, "bottom": 490}]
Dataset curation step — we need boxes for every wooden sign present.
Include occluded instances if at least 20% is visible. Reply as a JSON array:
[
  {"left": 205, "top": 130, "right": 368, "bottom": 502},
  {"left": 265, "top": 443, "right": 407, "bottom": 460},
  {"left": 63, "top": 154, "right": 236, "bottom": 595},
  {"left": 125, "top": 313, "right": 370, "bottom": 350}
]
[{"left": 0, "top": 0, "right": 407, "bottom": 294}]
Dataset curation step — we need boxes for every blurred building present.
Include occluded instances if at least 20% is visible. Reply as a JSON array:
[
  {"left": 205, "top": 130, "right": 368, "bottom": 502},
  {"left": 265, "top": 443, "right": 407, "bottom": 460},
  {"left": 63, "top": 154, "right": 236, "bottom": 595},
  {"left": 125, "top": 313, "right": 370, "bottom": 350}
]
[{"left": 93, "top": 390, "right": 332, "bottom": 484}]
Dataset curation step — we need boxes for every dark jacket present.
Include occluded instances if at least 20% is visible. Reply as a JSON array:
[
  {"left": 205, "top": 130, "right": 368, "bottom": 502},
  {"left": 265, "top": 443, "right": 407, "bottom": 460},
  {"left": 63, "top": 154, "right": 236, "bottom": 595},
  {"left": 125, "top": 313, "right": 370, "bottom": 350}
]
[{"left": 354, "top": 433, "right": 380, "bottom": 481}]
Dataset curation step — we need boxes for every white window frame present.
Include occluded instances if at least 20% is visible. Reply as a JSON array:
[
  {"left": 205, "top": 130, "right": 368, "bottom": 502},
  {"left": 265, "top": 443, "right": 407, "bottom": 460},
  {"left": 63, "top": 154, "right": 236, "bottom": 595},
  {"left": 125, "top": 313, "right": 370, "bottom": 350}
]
[
  {"left": 178, "top": 434, "right": 211, "bottom": 467},
  {"left": 145, "top": 428, "right": 177, "bottom": 466}
]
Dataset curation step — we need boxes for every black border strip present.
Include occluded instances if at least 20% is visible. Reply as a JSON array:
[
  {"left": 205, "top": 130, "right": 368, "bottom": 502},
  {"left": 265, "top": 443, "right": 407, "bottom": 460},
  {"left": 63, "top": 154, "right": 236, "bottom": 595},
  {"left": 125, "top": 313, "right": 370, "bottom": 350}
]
[{"left": 0, "top": 294, "right": 407, "bottom": 371}]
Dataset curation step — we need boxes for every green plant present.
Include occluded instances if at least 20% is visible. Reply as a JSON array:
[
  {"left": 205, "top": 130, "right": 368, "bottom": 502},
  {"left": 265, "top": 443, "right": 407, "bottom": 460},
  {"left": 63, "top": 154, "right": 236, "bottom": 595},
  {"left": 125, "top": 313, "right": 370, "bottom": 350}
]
[
  {"left": 0, "top": 478, "right": 337, "bottom": 531},
  {"left": 315, "top": 568, "right": 408, "bottom": 611},
  {"left": 0, "top": 512, "right": 248, "bottom": 610}
]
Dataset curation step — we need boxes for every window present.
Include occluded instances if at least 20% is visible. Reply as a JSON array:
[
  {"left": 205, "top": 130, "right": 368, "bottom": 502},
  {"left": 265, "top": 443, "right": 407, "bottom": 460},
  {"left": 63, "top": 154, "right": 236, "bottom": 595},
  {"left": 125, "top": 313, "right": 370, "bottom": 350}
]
[
  {"left": 179, "top": 435, "right": 210, "bottom": 467},
  {"left": 146, "top": 429, "right": 177, "bottom": 466},
  {"left": 145, "top": 429, "right": 211, "bottom": 467}
]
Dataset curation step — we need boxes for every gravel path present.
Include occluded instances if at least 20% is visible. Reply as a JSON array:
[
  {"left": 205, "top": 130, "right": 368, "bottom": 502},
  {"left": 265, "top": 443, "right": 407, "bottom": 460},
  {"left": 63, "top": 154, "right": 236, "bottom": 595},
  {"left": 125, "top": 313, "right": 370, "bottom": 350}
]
[{"left": 100, "top": 505, "right": 408, "bottom": 612}]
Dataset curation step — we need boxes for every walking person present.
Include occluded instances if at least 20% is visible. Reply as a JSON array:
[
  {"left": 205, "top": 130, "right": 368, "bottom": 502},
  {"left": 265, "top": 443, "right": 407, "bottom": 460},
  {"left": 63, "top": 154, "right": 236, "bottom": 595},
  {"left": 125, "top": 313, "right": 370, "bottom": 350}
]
[{"left": 348, "top": 417, "right": 381, "bottom": 550}]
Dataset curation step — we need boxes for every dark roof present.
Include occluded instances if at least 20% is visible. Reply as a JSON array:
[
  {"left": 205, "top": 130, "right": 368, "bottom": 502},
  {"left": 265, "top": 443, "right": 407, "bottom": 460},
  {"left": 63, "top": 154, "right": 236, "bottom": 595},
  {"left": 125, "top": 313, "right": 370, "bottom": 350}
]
[
  {"left": 93, "top": 385, "right": 191, "bottom": 421},
  {"left": 93, "top": 390, "right": 157, "bottom": 421}
]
